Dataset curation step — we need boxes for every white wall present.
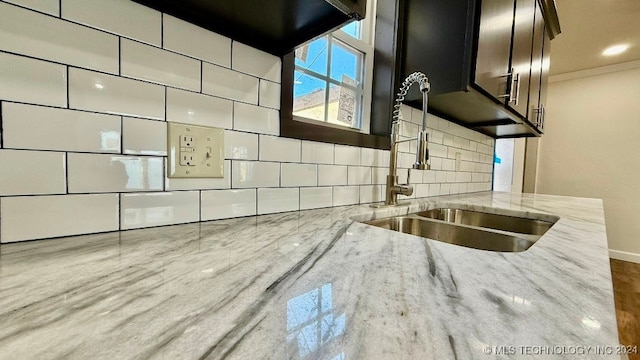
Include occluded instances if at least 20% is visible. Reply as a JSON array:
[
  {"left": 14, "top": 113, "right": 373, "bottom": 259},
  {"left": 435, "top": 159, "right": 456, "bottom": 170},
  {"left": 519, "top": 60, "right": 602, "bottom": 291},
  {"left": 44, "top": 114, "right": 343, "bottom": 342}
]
[
  {"left": 0, "top": 0, "right": 494, "bottom": 243},
  {"left": 536, "top": 63, "right": 640, "bottom": 256}
]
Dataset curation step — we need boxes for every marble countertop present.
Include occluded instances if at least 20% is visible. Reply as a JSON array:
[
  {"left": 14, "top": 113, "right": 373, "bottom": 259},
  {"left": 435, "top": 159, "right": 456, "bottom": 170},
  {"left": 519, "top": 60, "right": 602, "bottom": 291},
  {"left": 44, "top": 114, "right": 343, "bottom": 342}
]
[{"left": 0, "top": 192, "right": 620, "bottom": 359}]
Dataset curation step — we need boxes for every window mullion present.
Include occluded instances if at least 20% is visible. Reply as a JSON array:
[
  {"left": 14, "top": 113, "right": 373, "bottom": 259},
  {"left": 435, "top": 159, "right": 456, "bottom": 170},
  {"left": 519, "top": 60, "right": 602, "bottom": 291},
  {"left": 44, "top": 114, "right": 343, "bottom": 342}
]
[{"left": 324, "top": 35, "right": 333, "bottom": 123}]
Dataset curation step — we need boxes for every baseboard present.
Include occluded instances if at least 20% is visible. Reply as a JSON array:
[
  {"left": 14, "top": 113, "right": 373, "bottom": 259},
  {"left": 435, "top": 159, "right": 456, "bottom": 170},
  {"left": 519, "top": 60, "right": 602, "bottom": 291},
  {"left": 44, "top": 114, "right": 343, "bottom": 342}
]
[{"left": 609, "top": 249, "right": 640, "bottom": 264}]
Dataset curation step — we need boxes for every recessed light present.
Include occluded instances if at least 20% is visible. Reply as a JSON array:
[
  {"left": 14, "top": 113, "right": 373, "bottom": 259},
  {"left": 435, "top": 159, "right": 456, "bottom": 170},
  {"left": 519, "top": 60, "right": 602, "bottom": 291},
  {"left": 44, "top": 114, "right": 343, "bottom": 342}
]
[{"left": 602, "top": 44, "right": 629, "bottom": 56}]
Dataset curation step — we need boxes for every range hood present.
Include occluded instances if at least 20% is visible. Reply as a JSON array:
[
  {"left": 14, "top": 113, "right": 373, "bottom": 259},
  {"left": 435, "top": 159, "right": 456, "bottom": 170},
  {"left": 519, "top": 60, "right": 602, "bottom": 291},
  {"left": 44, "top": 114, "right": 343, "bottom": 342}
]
[{"left": 133, "top": 0, "right": 366, "bottom": 56}]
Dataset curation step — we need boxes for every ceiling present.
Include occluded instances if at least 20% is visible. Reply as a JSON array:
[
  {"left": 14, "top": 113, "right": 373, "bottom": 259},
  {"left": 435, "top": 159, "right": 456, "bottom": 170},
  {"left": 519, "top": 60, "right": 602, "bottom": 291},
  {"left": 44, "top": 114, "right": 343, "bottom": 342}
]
[{"left": 549, "top": 0, "right": 640, "bottom": 75}]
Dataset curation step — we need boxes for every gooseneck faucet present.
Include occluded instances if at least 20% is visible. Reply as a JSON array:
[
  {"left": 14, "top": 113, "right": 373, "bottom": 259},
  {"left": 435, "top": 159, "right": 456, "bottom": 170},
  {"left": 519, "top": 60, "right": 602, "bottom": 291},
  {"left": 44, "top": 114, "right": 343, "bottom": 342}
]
[{"left": 383, "top": 72, "right": 431, "bottom": 206}]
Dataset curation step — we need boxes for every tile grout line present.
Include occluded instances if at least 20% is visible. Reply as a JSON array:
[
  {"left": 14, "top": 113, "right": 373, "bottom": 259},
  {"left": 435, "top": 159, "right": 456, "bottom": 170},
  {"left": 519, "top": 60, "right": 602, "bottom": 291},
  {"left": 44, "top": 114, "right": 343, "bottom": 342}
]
[
  {"left": 118, "top": 36, "right": 122, "bottom": 76},
  {"left": 64, "top": 152, "right": 69, "bottom": 194},
  {"left": 66, "top": 66, "right": 70, "bottom": 109}
]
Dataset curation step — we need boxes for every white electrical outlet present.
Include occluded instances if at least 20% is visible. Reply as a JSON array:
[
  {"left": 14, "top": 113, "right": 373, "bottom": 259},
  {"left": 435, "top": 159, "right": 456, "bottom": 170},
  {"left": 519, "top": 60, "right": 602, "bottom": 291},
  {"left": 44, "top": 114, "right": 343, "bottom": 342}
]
[
  {"left": 455, "top": 152, "right": 462, "bottom": 171},
  {"left": 167, "top": 122, "right": 224, "bottom": 178}
]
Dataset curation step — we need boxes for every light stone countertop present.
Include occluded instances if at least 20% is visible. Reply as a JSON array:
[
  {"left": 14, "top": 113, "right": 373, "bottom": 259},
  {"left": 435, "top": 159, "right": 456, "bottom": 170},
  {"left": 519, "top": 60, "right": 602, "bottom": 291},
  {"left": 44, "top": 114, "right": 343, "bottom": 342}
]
[{"left": 0, "top": 192, "right": 620, "bottom": 359}]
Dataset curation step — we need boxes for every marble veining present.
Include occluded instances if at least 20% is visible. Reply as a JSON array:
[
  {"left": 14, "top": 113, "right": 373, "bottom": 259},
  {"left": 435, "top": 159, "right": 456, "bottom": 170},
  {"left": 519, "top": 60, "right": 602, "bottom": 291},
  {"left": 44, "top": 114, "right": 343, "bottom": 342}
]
[{"left": 0, "top": 192, "right": 619, "bottom": 359}]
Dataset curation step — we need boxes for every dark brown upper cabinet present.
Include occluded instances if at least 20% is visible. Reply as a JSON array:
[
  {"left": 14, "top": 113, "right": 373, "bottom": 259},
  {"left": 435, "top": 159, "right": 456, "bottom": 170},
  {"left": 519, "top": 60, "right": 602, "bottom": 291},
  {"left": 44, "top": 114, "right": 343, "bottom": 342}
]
[
  {"left": 132, "top": 0, "right": 366, "bottom": 56},
  {"left": 386, "top": 0, "right": 559, "bottom": 138}
]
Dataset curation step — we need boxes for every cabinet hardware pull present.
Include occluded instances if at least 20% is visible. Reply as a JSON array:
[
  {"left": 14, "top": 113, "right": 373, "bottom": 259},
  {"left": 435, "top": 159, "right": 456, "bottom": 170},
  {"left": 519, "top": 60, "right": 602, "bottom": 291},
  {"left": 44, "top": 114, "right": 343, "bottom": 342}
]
[
  {"left": 534, "top": 107, "right": 542, "bottom": 127},
  {"left": 497, "top": 70, "right": 514, "bottom": 99},
  {"left": 509, "top": 71, "right": 520, "bottom": 106}
]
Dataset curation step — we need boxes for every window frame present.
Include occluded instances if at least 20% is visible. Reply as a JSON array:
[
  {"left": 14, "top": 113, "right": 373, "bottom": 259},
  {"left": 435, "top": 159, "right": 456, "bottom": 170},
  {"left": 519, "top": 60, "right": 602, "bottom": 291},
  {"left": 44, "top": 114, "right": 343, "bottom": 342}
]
[{"left": 280, "top": 0, "right": 391, "bottom": 150}]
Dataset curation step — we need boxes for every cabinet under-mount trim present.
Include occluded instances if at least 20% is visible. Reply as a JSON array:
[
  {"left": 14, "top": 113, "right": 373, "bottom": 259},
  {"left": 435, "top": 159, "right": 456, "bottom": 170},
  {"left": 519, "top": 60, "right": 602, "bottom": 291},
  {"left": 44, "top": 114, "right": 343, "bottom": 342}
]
[{"left": 132, "top": 0, "right": 366, "bottom": 56}]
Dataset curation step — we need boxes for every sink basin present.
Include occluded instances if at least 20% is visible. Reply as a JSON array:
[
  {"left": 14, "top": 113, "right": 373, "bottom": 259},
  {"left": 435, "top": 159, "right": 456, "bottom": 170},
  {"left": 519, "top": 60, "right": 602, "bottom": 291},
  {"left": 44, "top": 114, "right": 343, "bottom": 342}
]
[
  {"left": 364, "top": 216, "right": 536, "bottom": 252},
  {"left": 414, "top": 208, "right": 555, "bottom": 236}
]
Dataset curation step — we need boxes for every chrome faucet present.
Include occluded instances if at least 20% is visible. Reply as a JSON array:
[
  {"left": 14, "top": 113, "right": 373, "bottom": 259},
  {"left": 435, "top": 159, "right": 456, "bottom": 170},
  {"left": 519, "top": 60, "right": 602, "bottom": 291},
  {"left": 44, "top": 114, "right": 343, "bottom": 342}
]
[{"left": 381, "top": 72, "right": 431, "bottom": 206}]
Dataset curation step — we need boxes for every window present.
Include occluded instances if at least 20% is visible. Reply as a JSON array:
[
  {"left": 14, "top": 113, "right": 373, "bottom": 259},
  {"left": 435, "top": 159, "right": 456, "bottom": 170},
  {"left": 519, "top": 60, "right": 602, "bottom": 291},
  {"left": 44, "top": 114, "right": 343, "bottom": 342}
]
[
  {"left": 292, "top": 18, "right": 373, "bottom": 133},
  {"left": 280, "top": 0, "right": 390, "bottom": 149}
]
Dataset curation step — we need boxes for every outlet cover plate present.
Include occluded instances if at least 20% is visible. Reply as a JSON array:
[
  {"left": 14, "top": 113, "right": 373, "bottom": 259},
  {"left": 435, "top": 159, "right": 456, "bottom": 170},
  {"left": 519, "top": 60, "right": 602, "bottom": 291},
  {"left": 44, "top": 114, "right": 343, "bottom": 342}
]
[{"left": 167, "top": 122, "right": 224, "bottom": 178}]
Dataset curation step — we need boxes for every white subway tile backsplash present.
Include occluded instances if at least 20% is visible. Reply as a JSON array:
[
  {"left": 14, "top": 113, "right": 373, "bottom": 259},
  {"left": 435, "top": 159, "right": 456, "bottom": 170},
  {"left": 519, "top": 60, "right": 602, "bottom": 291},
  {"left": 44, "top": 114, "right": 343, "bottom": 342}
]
[
  {"left": 300, "top": 187, "right": 333, "bottom": 210},
  {"left": 430, "top": 143, "right": 448, "bottom": 158},
  {"left": 400, "top": 121, "right": 419, "bottom": 138},
  {"left": 123, "top": 117, "right": 167, "bottom": 156},
  {"left": 0, "top": 194, "right": 119, "bottom": 242},
  {"left": 423, "top": 170, "right": 436, "bottom": 183},
  {"left": 443, "top": 134, "right": 455, "bottom": 146},
  {"left": 121, "top": 39, "right": 201, "bottom": 91},
  {"left": 165, "top": 160, "right": 231, "bottom": 191},
  {"left": 415, "top": 184, "right": 430, "bottom": 198},
  {"left": 258, "top": 80, "right": 281, "bottom": 109},
  {"left": 0, "top": 1, "right": 496, "bottom": 242},
  {"left": 3, "top": 0, "right": 59, "bottom": 15},
  {"left": 441, "top": 159, "right": 454, "bottom": 171},
  {"left": 347, "top": 166, "right": 372, "bottom": 185},
  {"left": 0, "top": 150, "right": 66, "bottom": 196},
  {"left": 472, "top": 173, "right": 484, "bottom": 182},
  {"left": 456, "top": 172, "right": 472, "bottom": 183},
  {"left": 359, "top": 185, "right": 384, "bottom": 204},
  {"left": 398, "top": 105, "right": 412, "bottom": 121},
  {"left": 301, "top": 141, "right": 334, "bottom": 164},
  {"left": 281, "top": 163, "right": 317, "bottom": 187},
  {"left": 334, "top": 145, "right": 361, "bottom": 166},
  {"left": 166, "top": 88, "right": 233, "bottom": 129},
  {"left": 361, "top": 148, "right": 387, "bottom": 167},
  {"left": 318, "top": 165, "right": 348, "bottom": 186},
  {"left": 429, "top": 183, "right": 441, "bottom": 196},
  {"left": 202, "top": 63, "right": 259, "bottom": 104},
  {"left": 0, "top": 52, "right": 67, "bottom": 107},
  {"left": 232, "top": 161, "right": 279, "bottom": 188},
  {"left": 163, "top": 15, "right": 231, "bottom": 67},
  {"left": 371, "top": 167, "right": 387, "bottom": 185},
  {"left": 120, "top": 191, "right": 199, "bottom": 230},
  {"left": 333, "top": 186, "right": 359, "bottom": 206},
  {"left": 69, "top": 68, "right": 165, "bottom": 120},
  {"left": 224, "top": 131, "right": 258, "bottom": 160},
  {"left": 410, "top": 107, "right": 423, "bottom": 125},
  {"left": 61, "top": 0, "right": 161, "bottom": 46},
  {"left": 232, "top": 42, "right": 281, "bottom": 82},
  {"left": 257, "top": 188, "right": 299, "bottom": 215},
  {"left": 233, "top": 102, "right": 279, "bottom": 135},
  {"left": 67, "top": 153, "right": 164, "bottom": 193},
  {"left": 435, "top": 171, "right": 447, "bottom": 183},
  {"left": 259, "top": 135, "right": 301, "bottom": 162},
  {"left": 0, "top": 3, "right": 119, "bottom": 74},
  {"left": 201, "top": 189, "right": 256, "bottom": 220},
  {"left": 399, "top": 152, "right": 415, "bottom": 169},
  {"left": 430, "top": 157, "right": 443, "bottom": 170},
  {"left": 2, "top": 103, "right": 121, "bottom": 153},
  {"left": 430, "top": 130, "right": 444, "bottom": 144}
]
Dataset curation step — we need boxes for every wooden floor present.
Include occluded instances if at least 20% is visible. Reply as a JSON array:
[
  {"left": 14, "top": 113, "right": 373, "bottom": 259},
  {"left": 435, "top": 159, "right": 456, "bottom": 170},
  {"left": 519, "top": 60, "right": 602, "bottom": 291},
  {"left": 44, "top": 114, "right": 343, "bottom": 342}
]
[{"left": 611, "top": 259, "right": 640, "bottom": 360}]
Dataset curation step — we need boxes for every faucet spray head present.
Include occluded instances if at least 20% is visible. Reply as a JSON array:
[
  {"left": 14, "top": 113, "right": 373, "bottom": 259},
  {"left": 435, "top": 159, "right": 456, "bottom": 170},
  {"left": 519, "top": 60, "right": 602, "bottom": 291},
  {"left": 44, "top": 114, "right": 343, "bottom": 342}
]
[{"left": 412, "top": 130, "right": 430, "bottom": 170}]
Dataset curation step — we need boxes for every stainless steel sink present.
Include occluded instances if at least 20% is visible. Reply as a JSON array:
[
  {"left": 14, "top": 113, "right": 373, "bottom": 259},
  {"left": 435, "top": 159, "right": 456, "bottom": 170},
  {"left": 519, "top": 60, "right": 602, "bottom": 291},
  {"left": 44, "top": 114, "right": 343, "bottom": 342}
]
[
  {"left": 364, "top": 216, "right": 536, "bottom": 252},
  {"left": 414, "top": 208, "right": 555, "bottom": 236}
]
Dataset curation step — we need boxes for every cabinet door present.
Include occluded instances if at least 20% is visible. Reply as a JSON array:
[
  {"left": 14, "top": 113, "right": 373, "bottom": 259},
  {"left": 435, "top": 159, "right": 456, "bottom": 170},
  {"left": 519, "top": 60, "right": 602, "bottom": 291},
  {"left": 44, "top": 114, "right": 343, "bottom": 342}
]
[
  {"left": 508, "top": 0, "right": 536, "bottom": 118},
  {"left": 538, "top": 29, "right": 551, "bottom": 130},
  {"left": 474, "top": 0, "right": 514, "bottom": 101},
  {"left": 528, "top": 2, "right": 545, "bottom": 128}
]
